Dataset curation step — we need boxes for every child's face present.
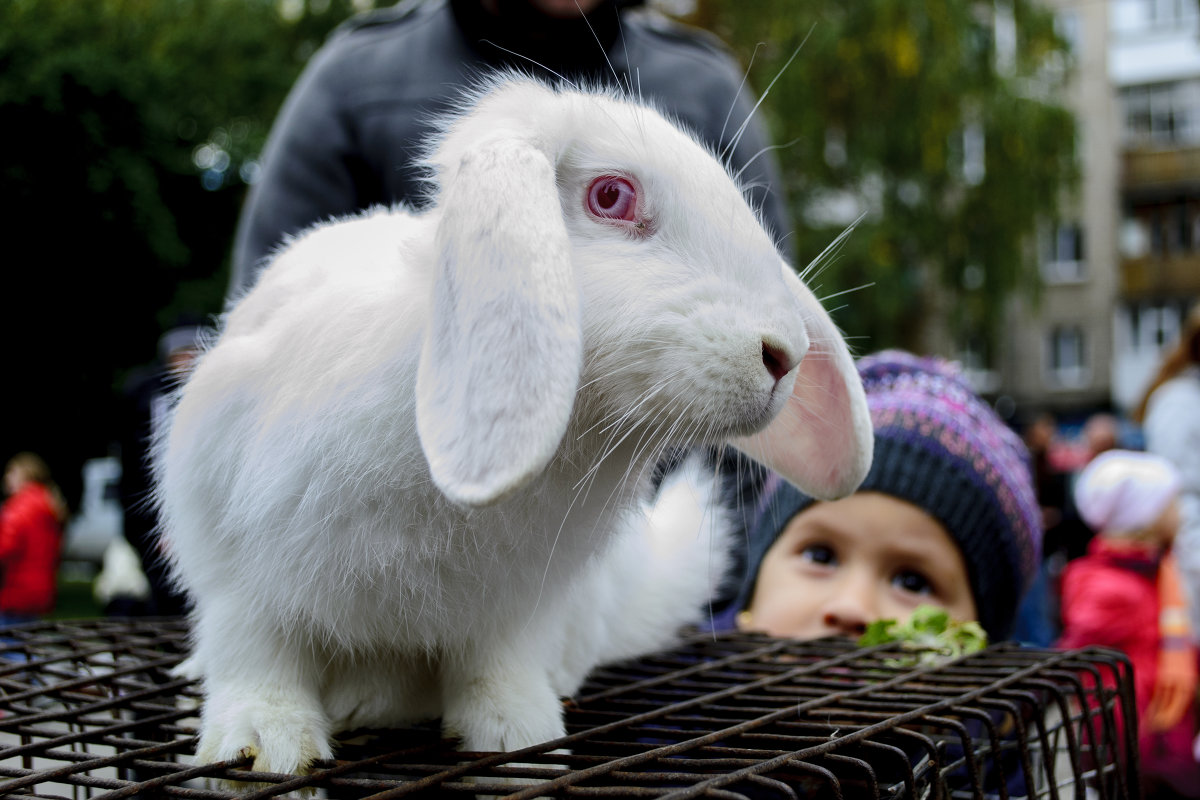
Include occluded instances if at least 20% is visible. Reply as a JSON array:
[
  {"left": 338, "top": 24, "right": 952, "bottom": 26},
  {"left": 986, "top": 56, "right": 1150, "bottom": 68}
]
[
  {"left": 3, "top": 464, "right": 28, "bottom": 497},
  {"left": 1149, "top": 497, "right": 1182, "bottom": 547},
  {"left": 742, "top": 491, "right": 977, "bottom": 639}
]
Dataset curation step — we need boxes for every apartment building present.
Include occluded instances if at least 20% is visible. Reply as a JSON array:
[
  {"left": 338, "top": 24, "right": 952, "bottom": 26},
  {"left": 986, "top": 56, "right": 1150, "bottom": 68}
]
[
  {"left": 1008, "top": 0, "right": 1200, "bottom": 418},
  {"left": 1109, "top": 0, "right": 1200, "bottom": 410}
]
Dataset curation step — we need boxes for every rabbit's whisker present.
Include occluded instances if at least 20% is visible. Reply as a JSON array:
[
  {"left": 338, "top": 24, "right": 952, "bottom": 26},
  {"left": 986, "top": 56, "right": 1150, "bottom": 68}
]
[
  {"left": 799, "top": 213, "right": 863, "bottom": 282},
  {"left": 576, "top": 342, "right": 678, "bottom": 394},
  {"left": 573, "top": 378, "right": 688, "bottom": 492},
  {"left": 574, "top": 355, "right": 684, "bottom": 439},
  {"left": 619, "top": 393, "right": 700, "bottom": 489},
  {"left": 704, "top": 455, "right": 729, "bottom": 638},
  {"left": 522, "top": 465, "right": 593, "bottom": 637},
  {"left": 593, "top": 398, "right": 702, "bottom": 526},
  {"left": 588, "top": 365, "right": 691, "bottom": 440},
  {"left": 734, "top": 138, "right": 801, "bottom": 185},
  {"left": 609, "top": 3, "right": 639, "bottom": 102},
  {"left": 576, "top": 0, "right": 624, "bottom": 97},
  {"left": 722, "top": 28, "right": 811, "bottom": 165},
  {"left": 476, "top": 40, "right": 579, "bottom": 90},
  {"left": 818, "top": 283, "right": 874, "bottom": 305},
  {"left": 588, "top": 377, "right": 685, "bottom": 472},
  {"left": 719, "top": 42, "right": 764, "bottom": 169}
]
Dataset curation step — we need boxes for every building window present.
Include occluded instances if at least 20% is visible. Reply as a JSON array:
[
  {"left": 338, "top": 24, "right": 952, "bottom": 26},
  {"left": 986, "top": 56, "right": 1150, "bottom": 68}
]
[
  {"left": 1145, "top": 0, "right": 1198, "bottom": 28},
  {"left": 1047, "top": 325, "right": 1090, "bottom": 388},
  {"left": 1131, "top": 199, "right": 1200, "bottom": 256},
  {"left": 1122, "top": 80, "right": 1200, "bottom": 147},
  {"left": 1040, "top": 222, "right": 1086, "bottom": 283},
  {"left": 1055, "top": 10, "right": 1080, "bottom": 56},
  {"left": 1127, "top": 303, "right": 1183, "bottom": 350},
  {"left": 958, "top": 334, "right": 1000, "bottom": 394}
]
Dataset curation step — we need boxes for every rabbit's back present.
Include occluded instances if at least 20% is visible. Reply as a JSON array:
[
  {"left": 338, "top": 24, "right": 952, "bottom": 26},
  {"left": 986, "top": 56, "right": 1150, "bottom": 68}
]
[{"left": 159, "top": 210, "right": 445, "bottom": 643}]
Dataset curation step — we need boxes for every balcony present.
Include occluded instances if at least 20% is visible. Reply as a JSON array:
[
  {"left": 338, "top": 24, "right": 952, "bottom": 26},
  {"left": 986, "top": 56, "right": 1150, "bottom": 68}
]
[
  {"left": 1123, "top": 145, "right": 1200, "bottom": 197},
  {"left": 1121, "top": 251, "right": 1200, "bottom": 296}
]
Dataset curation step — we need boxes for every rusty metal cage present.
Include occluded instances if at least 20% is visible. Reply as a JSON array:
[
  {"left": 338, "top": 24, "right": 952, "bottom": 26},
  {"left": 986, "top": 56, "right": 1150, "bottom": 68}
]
[{"left": 0, "top": 618, "right": 1138, "bottom": 799}]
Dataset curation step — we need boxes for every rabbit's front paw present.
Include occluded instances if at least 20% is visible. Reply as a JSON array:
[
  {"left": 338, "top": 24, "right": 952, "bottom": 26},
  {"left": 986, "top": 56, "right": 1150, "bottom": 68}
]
[{"left": 196, "top": 687, "right": 333, "bottom": 777}]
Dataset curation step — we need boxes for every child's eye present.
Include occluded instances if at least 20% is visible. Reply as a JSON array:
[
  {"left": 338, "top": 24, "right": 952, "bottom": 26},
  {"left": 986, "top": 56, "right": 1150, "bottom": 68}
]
[
  {"left": 892, "top": 569, "right": 933, "bottom": 596},
  {"left": 799, "top": 544, "right": 837, "bottom": 566}
]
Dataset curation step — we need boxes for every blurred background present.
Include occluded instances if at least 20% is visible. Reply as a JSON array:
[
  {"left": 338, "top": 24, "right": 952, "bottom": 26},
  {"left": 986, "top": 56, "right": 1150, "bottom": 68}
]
[{"left": 0, "top": 0, "right": 1194, "bottom": 612}]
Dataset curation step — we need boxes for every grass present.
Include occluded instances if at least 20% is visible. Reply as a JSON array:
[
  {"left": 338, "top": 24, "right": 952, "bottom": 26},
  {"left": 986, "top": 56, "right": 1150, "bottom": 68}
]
[{"left": 49, "top": 562, "right": 105, "bottom": 620}]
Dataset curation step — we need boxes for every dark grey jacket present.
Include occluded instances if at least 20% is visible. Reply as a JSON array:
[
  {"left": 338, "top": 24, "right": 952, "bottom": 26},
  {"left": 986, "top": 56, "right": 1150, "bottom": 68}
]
[{"left": 228, "top": 0, "right": 790, "bottom": 297}]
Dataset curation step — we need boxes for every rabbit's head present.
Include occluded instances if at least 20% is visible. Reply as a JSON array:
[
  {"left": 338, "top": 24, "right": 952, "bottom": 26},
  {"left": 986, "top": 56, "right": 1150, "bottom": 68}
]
[{"left": 416, "top": 76, "right": 872, "bottom": 507}]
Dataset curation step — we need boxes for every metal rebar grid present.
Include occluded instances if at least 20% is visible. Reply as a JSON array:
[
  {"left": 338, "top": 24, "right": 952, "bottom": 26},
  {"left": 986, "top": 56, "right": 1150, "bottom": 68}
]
[{"left": 0, "top": 618, "right": 1138, "bottom": 799}]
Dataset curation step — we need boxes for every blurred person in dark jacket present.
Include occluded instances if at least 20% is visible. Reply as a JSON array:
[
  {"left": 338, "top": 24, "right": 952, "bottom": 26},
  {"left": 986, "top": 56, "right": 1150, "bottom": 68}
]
[{"left": 117, "top": 322, "right": 208, "bottom": 617}]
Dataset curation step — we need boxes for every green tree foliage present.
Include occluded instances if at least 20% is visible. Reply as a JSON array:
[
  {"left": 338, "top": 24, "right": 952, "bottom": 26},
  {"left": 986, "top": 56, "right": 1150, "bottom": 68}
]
[
  {"left": 0, "top": 0, "right": 362, "bottom": 502},
  {"left": 687, "top": 0, "right": 1078, "bottom": 356},
  {"left": 1, "top": 0, "right": 1075, "bottom": 503}
]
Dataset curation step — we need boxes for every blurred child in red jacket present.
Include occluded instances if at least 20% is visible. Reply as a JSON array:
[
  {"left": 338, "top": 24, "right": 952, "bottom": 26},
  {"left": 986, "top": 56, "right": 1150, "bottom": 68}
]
[
  {"left": 1059, "top": 449, "right": 1200, "bottom": 799},
  {"left": 0, "top": 452, "right": 67, "bottom": 625}
]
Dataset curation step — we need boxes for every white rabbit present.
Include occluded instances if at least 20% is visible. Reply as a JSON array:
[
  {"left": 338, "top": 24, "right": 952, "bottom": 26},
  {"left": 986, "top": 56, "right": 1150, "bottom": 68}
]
[{"left": 155, "top": 74, "right": 873, "bottom": 777}]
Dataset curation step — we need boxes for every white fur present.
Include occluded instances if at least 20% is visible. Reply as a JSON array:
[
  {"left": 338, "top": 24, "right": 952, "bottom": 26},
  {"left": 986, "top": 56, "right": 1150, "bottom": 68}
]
[{"left": 155, "top": 75, "right": 872, "bottom": 775}]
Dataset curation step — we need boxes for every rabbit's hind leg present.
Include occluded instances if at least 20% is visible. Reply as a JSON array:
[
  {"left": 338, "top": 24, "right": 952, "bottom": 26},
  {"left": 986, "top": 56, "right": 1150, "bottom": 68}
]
[{"left": 321, "top": 648, "right": 442, "bottom": 733}]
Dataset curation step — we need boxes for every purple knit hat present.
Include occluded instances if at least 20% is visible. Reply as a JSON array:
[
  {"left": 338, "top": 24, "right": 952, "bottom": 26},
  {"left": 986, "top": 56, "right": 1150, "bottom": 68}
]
[{"left": 739, "top": 350, "right": 1043, "bottom": 640}]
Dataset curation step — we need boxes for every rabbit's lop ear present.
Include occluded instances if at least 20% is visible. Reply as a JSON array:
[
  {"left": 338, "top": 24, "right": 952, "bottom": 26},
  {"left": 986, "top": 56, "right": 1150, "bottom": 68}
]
[
  {"left": 416, "top": 135, "right": 583, "bottom": 508},
  {"left": 731, "top": 264, "right": 874, "bottom": 500}
]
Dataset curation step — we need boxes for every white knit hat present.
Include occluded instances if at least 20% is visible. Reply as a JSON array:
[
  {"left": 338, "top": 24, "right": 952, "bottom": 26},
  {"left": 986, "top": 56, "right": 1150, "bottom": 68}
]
[{"left": 1074, "top": 450, "right": 1182, "bottom": 535}]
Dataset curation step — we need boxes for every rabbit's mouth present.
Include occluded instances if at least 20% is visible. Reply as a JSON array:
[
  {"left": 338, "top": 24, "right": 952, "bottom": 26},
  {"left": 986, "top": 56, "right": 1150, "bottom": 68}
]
[
  {"left": 756, "top": 369, "right": 801, "bottom": 426},
  {"left": 724, "top": 387, "right": 792, "bottom": 439}
]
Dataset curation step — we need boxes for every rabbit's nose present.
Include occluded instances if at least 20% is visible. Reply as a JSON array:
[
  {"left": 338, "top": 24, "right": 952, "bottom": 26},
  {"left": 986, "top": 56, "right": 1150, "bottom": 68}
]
[{"left": 762, "top": 340, "right": 797, "bottom": 383}]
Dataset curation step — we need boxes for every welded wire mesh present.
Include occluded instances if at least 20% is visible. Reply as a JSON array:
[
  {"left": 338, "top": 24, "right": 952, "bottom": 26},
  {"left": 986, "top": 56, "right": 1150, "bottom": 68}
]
[{"left": 0, "top": 618, "right": 1137, "bottom": 799}]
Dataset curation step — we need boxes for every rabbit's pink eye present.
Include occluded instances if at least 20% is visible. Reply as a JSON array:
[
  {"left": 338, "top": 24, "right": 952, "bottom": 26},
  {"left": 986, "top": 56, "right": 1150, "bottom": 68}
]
[{"left": 586, "top": 176, "right": 638, "bottom": 222}]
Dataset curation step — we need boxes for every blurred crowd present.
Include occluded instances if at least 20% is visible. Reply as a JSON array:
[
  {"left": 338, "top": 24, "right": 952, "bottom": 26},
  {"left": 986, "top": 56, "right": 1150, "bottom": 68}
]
[{"left": 1015, "top": 304, "right": 1200, "bottom": 799}]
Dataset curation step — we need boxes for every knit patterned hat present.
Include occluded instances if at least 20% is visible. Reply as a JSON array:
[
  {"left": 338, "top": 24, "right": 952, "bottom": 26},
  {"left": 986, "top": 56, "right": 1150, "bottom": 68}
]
[{"left": 737, "top": 350, "right": 1042, "bottom": 641}]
